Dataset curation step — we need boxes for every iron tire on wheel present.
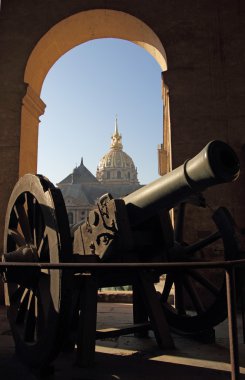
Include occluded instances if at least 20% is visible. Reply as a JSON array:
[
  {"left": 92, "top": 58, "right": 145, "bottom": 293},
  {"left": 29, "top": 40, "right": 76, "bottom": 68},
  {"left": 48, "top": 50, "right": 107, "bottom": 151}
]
[
  {"left": 4, "top": 174, "right": 73, "bottom": 368},
  {"left": 160, "top": 205, "right": 240, "bottom": 333}
]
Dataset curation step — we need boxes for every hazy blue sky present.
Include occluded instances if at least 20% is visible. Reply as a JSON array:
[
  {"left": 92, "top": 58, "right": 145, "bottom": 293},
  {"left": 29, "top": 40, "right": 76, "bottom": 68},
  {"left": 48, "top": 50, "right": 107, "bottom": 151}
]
[{"left": 38, "top": 38, "right": 163, "bottom": 185}]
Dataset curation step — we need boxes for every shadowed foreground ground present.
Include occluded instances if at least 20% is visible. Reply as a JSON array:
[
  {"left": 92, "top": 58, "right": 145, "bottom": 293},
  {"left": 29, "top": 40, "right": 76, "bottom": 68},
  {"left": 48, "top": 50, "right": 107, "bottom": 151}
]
[{"left": 0, "top": 303, "right": 244, "bottom": 380}]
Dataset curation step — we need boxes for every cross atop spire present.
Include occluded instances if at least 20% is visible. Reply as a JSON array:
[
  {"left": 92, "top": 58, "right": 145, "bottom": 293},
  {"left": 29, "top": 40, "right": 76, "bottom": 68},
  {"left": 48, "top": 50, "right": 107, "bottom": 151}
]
[
  {"left": 115, "top": 114, "right": 119, "bottom": 134},
  {"left": 111, "top": 115, "right": 123, "bottom": 150}
]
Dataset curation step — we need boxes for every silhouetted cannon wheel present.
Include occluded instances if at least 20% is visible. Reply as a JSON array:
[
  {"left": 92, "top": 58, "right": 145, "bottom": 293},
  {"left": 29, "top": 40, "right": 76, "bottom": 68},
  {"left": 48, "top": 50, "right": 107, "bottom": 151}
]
[
  {"left": 3, "top": 174, "right": 73, "bottom": 368},
  {"left": 160, "top": 201, "right": 240, "bottom": 333}
]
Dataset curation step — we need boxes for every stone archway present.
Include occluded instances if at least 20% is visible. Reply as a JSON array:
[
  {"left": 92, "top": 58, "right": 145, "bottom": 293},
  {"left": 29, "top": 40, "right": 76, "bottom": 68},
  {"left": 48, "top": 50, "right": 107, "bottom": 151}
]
[
  {"left": 20, "top": 9, "right": 168, "bottom": 177},
  {"left": 1, "top": 1, "right": 244, "bottom": 306}
]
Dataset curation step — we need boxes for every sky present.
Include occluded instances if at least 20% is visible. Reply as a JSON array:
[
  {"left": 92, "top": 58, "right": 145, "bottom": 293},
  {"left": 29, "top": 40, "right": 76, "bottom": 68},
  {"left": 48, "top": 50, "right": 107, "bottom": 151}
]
[{"left": 38, "top": 38, "right": 163, "bottom": 185}]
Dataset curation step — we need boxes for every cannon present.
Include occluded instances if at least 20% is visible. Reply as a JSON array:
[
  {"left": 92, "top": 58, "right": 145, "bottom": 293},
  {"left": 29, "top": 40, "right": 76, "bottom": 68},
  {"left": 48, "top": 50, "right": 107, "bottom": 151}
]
[{"left": 2, "top": 140, "right": 241, "bottom": 368}]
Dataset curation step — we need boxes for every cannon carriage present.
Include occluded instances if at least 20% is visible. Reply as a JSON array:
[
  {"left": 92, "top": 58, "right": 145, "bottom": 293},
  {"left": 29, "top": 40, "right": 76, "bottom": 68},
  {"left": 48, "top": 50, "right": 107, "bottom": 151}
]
[{"left": 1, "top": 140, "right": 242, "bottom": 369}]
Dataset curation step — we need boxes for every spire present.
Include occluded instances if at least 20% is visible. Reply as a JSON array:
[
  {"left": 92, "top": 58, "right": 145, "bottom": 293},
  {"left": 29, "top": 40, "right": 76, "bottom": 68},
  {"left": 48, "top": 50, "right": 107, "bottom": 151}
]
[
  {"left": 115, "top": 114, "right": 119, "bottom": 134},
  {"left": 81, "top": 157, "right": 83, "bottom": 166},
  {"left": 111, "top": 115, "right": 123, "bottom": 150}
]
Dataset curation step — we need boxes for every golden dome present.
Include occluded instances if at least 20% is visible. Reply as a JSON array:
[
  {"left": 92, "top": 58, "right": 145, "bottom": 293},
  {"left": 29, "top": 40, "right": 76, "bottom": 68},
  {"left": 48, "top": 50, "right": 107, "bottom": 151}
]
[{"left": 96, "top": 117, "right": 139, "bottom": 185}]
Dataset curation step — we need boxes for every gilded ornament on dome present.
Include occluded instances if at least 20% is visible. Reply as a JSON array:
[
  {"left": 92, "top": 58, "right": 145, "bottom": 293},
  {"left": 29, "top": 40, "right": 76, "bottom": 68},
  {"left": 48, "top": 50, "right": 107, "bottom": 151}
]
[{"left": 96, "top": 117, "right": 139, "bottom": 185}]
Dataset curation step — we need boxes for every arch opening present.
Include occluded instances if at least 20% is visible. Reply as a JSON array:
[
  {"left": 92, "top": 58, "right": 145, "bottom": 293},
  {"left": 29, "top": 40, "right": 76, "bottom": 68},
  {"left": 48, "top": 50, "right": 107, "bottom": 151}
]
[
  {"left": 20, "top": 9, "right": 169, "bottom": 178},
  {"left": 24, "top": 9, "right": 167, "bottom": 95}
]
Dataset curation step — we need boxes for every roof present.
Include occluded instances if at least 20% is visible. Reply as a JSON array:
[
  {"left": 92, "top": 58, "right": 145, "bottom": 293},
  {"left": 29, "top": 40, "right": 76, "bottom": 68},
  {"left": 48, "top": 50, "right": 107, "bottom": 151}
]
[
  {"left": 59, "top": 183, "right": 109, "bottom": 206},
  {"left": 57, "top": 158, "right": 99, "bottom": 185}
]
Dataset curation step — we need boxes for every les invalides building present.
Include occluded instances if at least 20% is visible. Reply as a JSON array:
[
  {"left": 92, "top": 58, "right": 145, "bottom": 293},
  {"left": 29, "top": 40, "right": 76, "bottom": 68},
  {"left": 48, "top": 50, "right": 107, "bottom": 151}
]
[{"left": 57, "top": 118, "right": 142, "bottom": 225}]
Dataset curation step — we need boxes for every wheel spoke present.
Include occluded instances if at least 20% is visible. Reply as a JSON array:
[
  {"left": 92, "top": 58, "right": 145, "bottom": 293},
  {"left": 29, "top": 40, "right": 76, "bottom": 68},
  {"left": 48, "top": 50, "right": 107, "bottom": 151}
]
[
  {"left": 161, "top": 274, "right": 174, "bottom": 303},
  {"left": 26, "top": 193, "right": 36, "bottom": 245},
  {"left": 9, "top": 207, "right": 18, "bottom": 229},
  {"left": 37, "top": 273, "right": 50, "bottom": 322},
  {"left": 184, "top": 231, "right": 221, "bottom": 255},
  {"left": 10, "top": 285, "right": 25, "bottom": 304},
  {"left": 38, "top": 232, "right": 50, "bottom": 262},
  {"left": 34, "top": 202, "right": 45, "bottom": 249},
  {"left": 14, "top": 202, "right": 32, "bottom": 243},
  {"left": 24, "top": 291, "right": 37, "bottom": 342},
  {"left": 174, "top": 203, "right": 186, "bottom": 243},
  {"left": 36, "top": 294, "right": 45, "bottom": 338},
  {"left": 16, "top": 289, "right": 31, "bottom": 324},
  {"left": 174, "top": 277, "right": 186, "bottom": 315},
  {"left": 186, "top": 268, "right": 220, "bottom": 296},
  {"left": 8, "top": 228, "right": 26, "bottom": 247},
  {"left": 182, "top": 275, "right": 205, "bottom": 314}
]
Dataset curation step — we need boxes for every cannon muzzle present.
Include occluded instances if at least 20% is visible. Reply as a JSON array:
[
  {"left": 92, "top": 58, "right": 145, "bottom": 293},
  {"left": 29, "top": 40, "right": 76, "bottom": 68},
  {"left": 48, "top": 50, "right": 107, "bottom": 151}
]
[{"left": 123, "top": 140, "right": 239, "bottom": 225}]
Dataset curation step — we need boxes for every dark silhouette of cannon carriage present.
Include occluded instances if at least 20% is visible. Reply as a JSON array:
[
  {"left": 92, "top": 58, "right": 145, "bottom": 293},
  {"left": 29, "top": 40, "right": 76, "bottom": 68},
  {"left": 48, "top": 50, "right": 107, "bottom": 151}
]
[{"left": 1, "top": 140, "right": 241, "bottom": 369}]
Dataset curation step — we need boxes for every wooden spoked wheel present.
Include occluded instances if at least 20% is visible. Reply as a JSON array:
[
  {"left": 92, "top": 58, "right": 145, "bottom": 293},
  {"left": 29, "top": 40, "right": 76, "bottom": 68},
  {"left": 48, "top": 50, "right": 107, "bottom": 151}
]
[
  {"left": 160, "top": 203, "right": 240, "bottom": 333},
  {"left": 3, "top": 174, "right": 73, "bottom": 367}
]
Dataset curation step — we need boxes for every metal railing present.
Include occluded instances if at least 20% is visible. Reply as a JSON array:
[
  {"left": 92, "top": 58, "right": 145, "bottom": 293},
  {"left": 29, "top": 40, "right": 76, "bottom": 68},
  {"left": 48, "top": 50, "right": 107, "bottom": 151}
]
[{"left": 1, "top": 258, "right": 245, "bottom": 380}]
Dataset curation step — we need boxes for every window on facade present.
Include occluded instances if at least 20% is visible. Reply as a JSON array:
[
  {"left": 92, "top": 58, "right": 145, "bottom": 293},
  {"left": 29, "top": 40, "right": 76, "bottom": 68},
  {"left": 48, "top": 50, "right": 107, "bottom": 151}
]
[
  {"left": 107, "top": 172, "right": 110, "bottom": 179},
  {"left": 68, "top": 212, "right": 74, "bottom": 225},
  {"left": 117, "top": 171, "right": 121, "bottom": 179},
  {"left": 127, "top": 172, "right": 130, "bottom": 179}
]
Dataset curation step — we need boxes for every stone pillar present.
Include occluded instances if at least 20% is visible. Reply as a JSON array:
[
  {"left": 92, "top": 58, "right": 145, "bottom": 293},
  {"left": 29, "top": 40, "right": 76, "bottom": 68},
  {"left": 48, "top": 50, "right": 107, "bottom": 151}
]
[
  {"left": 0, "top": 83, "right": 45, "bottom": 249},
  {"left": 0, "top": 83, "right": 45, "bottom": 302},
  {"left": 158, "top": 73, "right": 172, "bottom": 176},
  {"left": 20, "top": 85, "right": 46, "bottom": 176},
  {"left": 0, "top": 82, "right": 25, "bottom": 253}
]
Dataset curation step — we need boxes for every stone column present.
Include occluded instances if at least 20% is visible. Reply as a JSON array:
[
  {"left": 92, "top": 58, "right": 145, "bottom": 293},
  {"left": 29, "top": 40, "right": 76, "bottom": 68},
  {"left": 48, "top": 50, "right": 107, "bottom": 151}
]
[
  {"left": 0, "top": 83, "right": 45, "bottom": 253},
  {"left": 158, "top": 73, "right": 172, "bottom": 176},
  {"left": 20, "top": 85, "right": 46, "bottom": 176},
  {"left": 0, "top": 82, "right": 25, "bottom": 254}
]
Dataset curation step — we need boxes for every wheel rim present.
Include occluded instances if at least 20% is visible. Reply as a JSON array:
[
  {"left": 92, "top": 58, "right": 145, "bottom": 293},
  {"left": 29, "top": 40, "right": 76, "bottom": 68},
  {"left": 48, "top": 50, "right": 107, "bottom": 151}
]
[
  {"left": 4, "top": 174, "right": 73, "bottom": 367},
  {"left": 160, "top": 204, "right": 240, "bottom": 333}
]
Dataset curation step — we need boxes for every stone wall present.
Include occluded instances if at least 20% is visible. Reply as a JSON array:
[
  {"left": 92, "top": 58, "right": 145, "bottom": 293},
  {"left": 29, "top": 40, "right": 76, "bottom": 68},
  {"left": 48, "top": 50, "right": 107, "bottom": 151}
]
[{"left": 0, "top": 0, "right": 244, "bottom": 254}]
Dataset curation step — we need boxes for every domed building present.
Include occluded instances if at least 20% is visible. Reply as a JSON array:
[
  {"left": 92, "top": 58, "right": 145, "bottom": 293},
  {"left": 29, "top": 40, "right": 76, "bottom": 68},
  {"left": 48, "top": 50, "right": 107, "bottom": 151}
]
[
  {"left": 96, "top": 117, "right": 139, "bottom": 187},
  {"left": 57, "top": 118, "right": 142, "bottom": 225}
]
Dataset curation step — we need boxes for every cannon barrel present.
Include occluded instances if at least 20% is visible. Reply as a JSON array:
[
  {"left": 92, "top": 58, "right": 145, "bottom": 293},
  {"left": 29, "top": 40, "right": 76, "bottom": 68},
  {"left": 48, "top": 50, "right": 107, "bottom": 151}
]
[{"left": 123, "top": 140, "right": 239, "bottom": 226}]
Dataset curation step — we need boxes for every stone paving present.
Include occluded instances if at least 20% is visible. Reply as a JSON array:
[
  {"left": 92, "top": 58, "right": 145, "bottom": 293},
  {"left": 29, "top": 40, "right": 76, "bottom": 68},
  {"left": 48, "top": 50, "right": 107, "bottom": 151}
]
[{"left": 0, "top": 303, "right": 245, "bottom": 380}]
